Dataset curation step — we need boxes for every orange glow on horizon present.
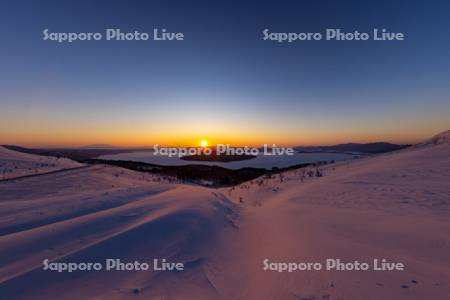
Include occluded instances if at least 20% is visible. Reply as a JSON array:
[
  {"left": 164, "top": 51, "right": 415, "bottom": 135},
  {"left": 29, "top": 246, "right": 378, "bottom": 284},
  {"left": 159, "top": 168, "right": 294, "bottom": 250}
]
[
  {"left": 0, "top": 131, "right": 437, "bottom": 148},
  {"left": 0, "top": 121, "right": 447, "bottom": 148}
]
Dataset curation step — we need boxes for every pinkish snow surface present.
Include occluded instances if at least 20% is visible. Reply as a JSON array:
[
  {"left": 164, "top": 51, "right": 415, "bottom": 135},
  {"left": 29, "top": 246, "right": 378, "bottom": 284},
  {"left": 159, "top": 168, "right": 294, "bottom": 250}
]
[
  {"left": 0, "top": 146, "right": 82, "bottom": 179},
  {"left": 0, "top": 131, "right": 449, "bottom": 299}
]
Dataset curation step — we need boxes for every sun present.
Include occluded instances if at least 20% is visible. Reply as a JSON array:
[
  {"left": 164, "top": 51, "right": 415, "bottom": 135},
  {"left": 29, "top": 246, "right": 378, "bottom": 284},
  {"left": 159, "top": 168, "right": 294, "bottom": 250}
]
[{"left": 200, "top": 140, "right": 208, "bottom": 148}]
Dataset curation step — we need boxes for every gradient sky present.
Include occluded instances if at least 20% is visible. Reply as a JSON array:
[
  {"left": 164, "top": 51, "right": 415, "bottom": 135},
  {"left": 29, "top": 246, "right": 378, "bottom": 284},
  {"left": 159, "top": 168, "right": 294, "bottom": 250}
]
[{"left": 1, "top": 0, "right": 450, "bottom": 147}]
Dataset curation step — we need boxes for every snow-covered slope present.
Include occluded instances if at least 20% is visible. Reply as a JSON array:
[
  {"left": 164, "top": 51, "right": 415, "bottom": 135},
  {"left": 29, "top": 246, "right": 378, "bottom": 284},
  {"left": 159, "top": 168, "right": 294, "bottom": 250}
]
[
  {"left": 0, "top": 165, "right": 239, "bottom": 299},
  {"left": 0, "top": 146, "right": 82, "bottom": 179},
  {"left": 0, "top": 131, "right": 449, "bottom": 299},
  {"left": 216, "top": 131, "right": 450, "bottom": 299},
  {"left": 414, "top": 130, "right": 450, "bottom": 147}
]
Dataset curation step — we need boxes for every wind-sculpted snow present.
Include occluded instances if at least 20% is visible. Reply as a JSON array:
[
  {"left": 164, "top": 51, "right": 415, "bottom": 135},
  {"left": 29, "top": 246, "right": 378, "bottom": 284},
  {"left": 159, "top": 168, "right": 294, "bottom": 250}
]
[
  {"left": 0, "top": 132, "right": 449, "bottom": 299},
  {"left": 0, "top": 165, "right": 240, "bottom": 299}
]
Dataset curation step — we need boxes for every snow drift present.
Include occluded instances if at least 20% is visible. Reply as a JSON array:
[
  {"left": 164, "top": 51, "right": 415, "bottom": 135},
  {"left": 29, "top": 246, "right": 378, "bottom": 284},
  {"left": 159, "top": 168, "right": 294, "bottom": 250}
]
[{"left": 0, "top": 131, "right": 449, "bottom": 299}]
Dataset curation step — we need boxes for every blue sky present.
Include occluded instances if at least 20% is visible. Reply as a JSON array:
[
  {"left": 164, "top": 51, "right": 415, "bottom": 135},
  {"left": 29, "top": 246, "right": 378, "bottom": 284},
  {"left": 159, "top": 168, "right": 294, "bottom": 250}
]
[{"left": 1, "top": 0, "right": 449, "bottom": 146}]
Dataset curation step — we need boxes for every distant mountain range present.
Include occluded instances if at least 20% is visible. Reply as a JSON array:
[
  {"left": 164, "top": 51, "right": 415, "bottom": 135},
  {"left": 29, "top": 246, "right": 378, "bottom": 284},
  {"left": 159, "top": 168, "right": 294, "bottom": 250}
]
[
  {"left": 80, "top": 144, "right": 120, "bottom": 149},
  {"left": 294, "top": 142, "right": 410, "bottom": 154},
  {"left": 3, "top": 141, "right": 411, "bottom": 162}
]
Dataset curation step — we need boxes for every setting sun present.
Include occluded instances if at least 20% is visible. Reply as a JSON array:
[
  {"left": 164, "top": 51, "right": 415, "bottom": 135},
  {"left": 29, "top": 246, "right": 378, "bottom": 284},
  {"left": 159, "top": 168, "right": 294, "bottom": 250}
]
[{"left": 200, "top": 140, "right": 208, "bottom": 147}]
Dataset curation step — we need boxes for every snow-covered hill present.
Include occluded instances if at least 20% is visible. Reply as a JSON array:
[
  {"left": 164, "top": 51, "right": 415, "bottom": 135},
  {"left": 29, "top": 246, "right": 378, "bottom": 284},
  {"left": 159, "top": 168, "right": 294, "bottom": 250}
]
[
  {"left": 415, "top": 130, "right": 450, "bottom": 147},
  {"left": 0, "top": 131, "right": 449, "bottom": 299},
  {"left": 0, "top": 146, "right": 82, "bottom": 179}
]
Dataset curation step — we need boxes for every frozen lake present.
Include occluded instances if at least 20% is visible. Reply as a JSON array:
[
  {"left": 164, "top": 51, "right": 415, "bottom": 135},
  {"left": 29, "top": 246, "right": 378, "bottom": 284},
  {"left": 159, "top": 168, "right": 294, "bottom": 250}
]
[{"left": 98, "top": 151, "right": 356, "bottom": 170}]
